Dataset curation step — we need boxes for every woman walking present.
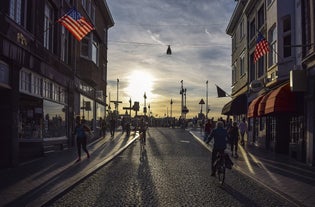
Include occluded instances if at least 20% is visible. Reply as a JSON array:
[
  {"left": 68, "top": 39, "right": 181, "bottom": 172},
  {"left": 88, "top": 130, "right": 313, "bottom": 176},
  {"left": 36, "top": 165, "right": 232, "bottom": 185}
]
[{"left": 73, "top": 116, "right": 90, "bottom": 162}]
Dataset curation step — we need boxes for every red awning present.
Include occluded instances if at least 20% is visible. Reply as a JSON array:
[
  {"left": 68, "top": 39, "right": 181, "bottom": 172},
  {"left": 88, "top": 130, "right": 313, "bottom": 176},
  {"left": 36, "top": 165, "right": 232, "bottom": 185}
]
[
  {"left": 265, "top": 83, "right": 296, "bottom": 114},
  {"left": 257, "top": 91, "right": 272, "bottom": 116},
  {"left": 247, "top": 95, "right": 264, "bottom": 118}
]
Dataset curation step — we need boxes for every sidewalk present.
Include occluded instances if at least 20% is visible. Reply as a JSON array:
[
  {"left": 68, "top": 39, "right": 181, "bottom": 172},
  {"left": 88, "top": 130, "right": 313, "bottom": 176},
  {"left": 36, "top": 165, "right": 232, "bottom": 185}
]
[
  {"left": 0, "top": 131, "right": 138, "bottom": 207},
  {"left": 189, "top": 129, "right": 315, "bottom": 207}
]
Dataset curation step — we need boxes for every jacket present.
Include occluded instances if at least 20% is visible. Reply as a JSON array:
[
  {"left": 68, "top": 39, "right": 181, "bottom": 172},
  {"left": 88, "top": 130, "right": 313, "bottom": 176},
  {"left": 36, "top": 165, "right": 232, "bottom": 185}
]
[{"left": 207, "top": 126, "right": 227, "bottom": 150}]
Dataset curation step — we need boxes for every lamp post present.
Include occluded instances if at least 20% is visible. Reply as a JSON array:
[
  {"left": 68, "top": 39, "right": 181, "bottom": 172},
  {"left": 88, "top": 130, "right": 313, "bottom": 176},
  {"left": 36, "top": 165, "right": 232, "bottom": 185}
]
[
  {"left": 206, "top": 80, "right": 208, "bottom": 119},
  {"left": 129, "top": 98, "right": 132, "bottom": 117},
  {"left": 170, "top": 99, "right": 173, "bottom": 118},
  {"left": 180, "top": 80, "right": 184, "bottom": 118},
  {"left": 143, "top": 92, "right": 147, "bottom": 116}
]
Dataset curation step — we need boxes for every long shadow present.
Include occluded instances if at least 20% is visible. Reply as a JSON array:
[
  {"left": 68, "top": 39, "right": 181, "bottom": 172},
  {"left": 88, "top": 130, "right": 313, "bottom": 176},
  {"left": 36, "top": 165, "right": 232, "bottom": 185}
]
[
  {"left": 221, "top": 184, "right": 260, "bottom": 206},
  {"left": 137, "top": 144, "right": 159, "bottom": 206}
]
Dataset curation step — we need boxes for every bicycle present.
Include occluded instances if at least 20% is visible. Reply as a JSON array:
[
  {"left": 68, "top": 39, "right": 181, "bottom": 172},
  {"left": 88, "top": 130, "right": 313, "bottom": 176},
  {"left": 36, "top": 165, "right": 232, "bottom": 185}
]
[{"left": 214, "top": 151, "right": 226, "bottom": 185}]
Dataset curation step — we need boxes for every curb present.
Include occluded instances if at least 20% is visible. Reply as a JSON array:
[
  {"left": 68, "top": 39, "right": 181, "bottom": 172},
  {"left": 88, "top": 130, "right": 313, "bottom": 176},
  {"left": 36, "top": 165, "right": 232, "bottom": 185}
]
[
  {"left": 189, "top": 130, "right": 305, "bottom": 207},
  {"left": 26, "top": 134, "right": 139, "bottom": 207}
]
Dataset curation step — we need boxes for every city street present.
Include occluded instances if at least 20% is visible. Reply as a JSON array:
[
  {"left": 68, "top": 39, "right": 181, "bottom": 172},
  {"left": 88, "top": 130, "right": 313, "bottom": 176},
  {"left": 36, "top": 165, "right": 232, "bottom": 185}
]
[{"left": 47, "top": 128, "right": 295, "bottom": 207}]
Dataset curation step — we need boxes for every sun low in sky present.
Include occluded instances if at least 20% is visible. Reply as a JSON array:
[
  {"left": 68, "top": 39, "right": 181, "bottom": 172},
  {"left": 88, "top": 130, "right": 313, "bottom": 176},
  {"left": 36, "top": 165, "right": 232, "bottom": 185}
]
[{"left": 125, "top": 70, "right": 155, "bottom": 103}]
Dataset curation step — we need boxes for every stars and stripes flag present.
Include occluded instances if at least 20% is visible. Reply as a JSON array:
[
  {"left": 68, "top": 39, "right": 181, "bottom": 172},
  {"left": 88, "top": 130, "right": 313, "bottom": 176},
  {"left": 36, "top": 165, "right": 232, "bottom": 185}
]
[
  {"left": 254, "top": 32, "right": 270, "bottom": 63},
  {"left": 58, "top": 8, "right": 95, "bottom": 41}
]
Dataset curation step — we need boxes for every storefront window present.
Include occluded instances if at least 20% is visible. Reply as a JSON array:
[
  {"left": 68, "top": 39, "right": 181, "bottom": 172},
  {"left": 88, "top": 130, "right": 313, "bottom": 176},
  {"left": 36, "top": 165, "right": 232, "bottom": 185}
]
[
  {"left": 43, "top": 100, "right": 67, "bottom": 138},
  {"left": 19, "top": 95, "right": 43, "bottom": 139},
  {"left": 80, "top": 95, "right": 94, "bottom": 129},
  {"left": 290, "top": 116, "right": 304, "bottom": 144}
]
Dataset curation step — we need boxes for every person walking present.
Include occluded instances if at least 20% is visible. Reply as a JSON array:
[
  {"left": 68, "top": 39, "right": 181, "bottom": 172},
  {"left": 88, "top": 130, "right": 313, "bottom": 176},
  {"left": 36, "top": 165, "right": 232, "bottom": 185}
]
[
  {"left": 73, "top": 116, "right": 90, "bottom": 162},
  {"left": 239, "top": 118, "right": 248, "bottom": 146},
  {"left": 228, "top": 121, "right": 239, "bottom": 158},
  {"left": 139, "top": 118, "right": 148, "bottom": 145},
  {"left": 206, "top": 121, "right": 227, "bottom": 176},
  {"left": 204, "top": 119, "right": 213, "bottom": 142},
  {"left": 109, "top": 117, "right": 116, "bottom": 137}
]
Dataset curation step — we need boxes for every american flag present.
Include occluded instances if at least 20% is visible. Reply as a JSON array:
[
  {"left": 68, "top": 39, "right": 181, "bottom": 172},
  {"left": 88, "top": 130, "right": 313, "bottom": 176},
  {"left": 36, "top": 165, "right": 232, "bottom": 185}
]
[
  {"left": 58, "top": 8, "right": 95, "bottom": 41},
  {"left": 254, "top": 33, "right": 269, "bottom": 63}
]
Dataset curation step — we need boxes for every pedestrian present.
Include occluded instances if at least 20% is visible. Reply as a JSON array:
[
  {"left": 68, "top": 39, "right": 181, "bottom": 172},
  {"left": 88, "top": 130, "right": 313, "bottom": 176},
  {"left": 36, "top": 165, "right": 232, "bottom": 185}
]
[
  {"left": 109, "top": 116, "right": 116, "bottom": 137},
  {"left": 206, "top": 121, "right": 227, "bottom": 176},
  {"left": 139, "top": 118, "right": 148, "bottom": 145},
  {"left": 228, "top": 121, "right": 239, "bottom": 157},
  {"left": 204, "top": 119, "right": 212, "bottom": 142},
  {"left": 239, "top": 118, "right": 248, "bottom": 146},
  {"left": 99, "top": 117, "right": 106, "bottom": 137},
  {"left": 73, "top": 116, "right": 90, "bottom": 162}
]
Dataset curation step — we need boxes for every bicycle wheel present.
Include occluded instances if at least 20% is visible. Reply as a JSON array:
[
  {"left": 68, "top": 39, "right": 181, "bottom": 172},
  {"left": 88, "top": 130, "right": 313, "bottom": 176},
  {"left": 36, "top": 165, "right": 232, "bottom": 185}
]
[{"left": 217, "top": 165, "right": 225, "bottom": 185}]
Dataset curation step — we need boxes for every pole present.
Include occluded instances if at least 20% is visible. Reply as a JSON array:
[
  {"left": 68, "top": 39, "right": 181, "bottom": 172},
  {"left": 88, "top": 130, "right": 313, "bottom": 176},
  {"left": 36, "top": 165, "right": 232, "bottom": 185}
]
[
  {"left": 206, "top": 80, "right": 208, "bottom": 119},
  {"left": 116, "top": 78, "right": 119, "bottom": 113},
  {"left": 129, "top": 98, "right": 132, "bottom": 117},
  {"left": 180, "top": 80, "right": 184, "bottom": 118}
]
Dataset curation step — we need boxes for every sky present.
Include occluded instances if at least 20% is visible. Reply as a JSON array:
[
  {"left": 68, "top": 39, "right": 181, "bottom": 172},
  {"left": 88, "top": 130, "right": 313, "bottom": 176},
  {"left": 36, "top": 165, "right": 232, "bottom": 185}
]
[{"left": 106, "top": 0, "right": 237, "bottom": 119}]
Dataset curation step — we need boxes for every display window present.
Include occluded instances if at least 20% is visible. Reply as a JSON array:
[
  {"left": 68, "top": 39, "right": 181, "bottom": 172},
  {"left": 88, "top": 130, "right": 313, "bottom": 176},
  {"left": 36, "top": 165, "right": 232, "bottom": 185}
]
[
  {"left": 80, "top": 95, "right": 94, "bottom": 129},
  {"left": 43, "top": 100, "right": 67, "bottom": 138},
  {"left": 19, "top": 95, "right": 43, "bottom": 139}
]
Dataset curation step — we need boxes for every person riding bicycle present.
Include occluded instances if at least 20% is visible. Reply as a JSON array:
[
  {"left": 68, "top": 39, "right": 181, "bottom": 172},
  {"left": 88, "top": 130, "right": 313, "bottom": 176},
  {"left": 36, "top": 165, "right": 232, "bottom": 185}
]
[
  {"left": 139, "top": 118, "right": 148, "bottom": 145},
  {"left": 206, "top": 121, "right": 227, "bottom": 176}
]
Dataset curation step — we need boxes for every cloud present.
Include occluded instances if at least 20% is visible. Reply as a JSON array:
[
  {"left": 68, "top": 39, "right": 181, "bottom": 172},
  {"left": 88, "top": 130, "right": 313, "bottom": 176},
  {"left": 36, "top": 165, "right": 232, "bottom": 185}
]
[{"left": 106, "top": 0, "right": 237, "bottom": 119}]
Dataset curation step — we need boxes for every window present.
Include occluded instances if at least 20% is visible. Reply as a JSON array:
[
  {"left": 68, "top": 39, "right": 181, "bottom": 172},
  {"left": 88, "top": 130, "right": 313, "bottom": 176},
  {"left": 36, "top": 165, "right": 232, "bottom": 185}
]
[
  {"left": 250, "top": 19, "right": 256, "bottom": 40},
  {"left": 44, "top": 2, "right": 54, "bottom": 51},
  {"left": 232, "top": 62, "right": 236, "bottom": 83},
  {"left": 232, "top": 35, "right": 236, "bottom": 51},
  {"left": 240, "top": 52, "right": 245, "bottom": 76},
  {"left": 9, "top": 0, "right": 33, "bottom": 31},
  {"left": 20, "top": 70, "right": 31, "bottom": 93},
  {"left": 269, "top": 26, "right": 277, "bottom": 66},
  {"left": 61, "top": 27, "right": 70, "bottom": 64},
  {"left": 32, "top": 75, "right": 42, "bottom": 97},
  {"left": 80, "top": 33, "right": 99, "bottom": 65},
  {"left": 283, "top": 16, "right": 291, "bottom": 58},
  {"left": 258, "top": 6, "right": 265, "bottom": 29},
  {"left": 258, "top": 56, "right": 264, "bottom": 77},
  {"left": 82, "top": 0, "right": 95, "bottom": 24},
  {"left": 239, "top": 19, "right": 244, "bottom": 39},
  {"left": 249, "top": 53, "right": 255, "bottom": 82}
]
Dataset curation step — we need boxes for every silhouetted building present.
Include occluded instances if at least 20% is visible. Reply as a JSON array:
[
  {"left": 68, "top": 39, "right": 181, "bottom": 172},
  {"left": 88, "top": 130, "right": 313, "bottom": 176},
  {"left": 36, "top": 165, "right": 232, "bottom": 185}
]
[{"left": 0, "top": 0, "right": 114, "bottom": 168}]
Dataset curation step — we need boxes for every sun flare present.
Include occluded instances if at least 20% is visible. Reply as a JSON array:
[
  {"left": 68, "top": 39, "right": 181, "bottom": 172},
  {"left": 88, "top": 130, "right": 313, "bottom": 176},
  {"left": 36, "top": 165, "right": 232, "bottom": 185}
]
[{"left": 125, "top": 70, "right": 154, "bottom": 102}]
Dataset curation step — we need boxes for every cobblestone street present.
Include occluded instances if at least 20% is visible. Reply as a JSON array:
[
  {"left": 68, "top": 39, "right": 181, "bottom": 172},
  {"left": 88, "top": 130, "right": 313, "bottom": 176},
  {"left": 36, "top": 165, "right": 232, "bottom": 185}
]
[{"left": 48, "top": 128, "right": 295, "bottom": 207}]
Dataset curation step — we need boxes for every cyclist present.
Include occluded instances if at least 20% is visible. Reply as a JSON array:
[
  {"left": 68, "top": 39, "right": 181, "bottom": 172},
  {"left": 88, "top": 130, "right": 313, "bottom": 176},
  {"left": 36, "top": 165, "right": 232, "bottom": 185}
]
[
  {"left": 139, "top": 118, "right": 148, "bottom": 145},
  {"left": 206, "top": 121, "right": 227, "bottom": 176}
]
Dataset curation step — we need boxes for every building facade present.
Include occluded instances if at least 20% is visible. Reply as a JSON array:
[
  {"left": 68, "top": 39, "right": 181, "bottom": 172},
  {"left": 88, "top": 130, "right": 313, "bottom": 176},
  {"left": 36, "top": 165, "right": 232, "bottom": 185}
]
[
  {"left": 0, "top": 0, "right": 114, "bottom": 168},
  {"left": 226, "top": 0, "right": 310, "bottom": 164}
]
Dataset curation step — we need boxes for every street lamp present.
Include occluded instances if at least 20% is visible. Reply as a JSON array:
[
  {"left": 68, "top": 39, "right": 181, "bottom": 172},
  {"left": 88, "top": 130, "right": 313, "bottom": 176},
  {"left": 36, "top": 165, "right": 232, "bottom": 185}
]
[
  {"left": 170, "top": 99, "right": 173, "bottom": 118},
  {"left": 206, "top": 80, "right": 209, "bottom": 119},
  {"left": 129, "top": 98, "right": 132, "bottom": 117},
  {"left": 143, "top": 92, "right": 147, "bottom": 116},
  {"left": 166, "top": 45, "right": 172, "bottom": 55}
]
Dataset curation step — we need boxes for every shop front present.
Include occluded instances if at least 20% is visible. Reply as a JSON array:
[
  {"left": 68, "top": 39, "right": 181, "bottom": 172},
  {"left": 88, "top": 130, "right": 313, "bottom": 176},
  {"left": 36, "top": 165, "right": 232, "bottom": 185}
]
[
  {"left": 252, "top": 83, "right": 304, "bottom": 159},
  {"left": 18, "top": 69, "right": 68, "bottom": 161}
]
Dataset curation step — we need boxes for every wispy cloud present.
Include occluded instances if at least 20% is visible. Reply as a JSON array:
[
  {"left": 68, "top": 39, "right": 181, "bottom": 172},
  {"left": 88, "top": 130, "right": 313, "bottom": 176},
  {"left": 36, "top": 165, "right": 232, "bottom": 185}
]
[{"left": 106, "top": 0, "right": 236, "bottom": 119}]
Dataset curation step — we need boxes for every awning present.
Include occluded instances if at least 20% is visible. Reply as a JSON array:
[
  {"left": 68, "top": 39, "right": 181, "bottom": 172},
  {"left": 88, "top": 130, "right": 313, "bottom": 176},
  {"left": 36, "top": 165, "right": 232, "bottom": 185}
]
[
  {"left": 257, "top": 91, "right": 272, "bottom": 116},
  {"left": 265, "top": 83, "right": 296, "bottom": 114},
  {"left": 247, "top": 95, "right": 264, "bottom": 118},
  {"left": 222, "top": 93, "right": 247, "bottom": 115}
]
